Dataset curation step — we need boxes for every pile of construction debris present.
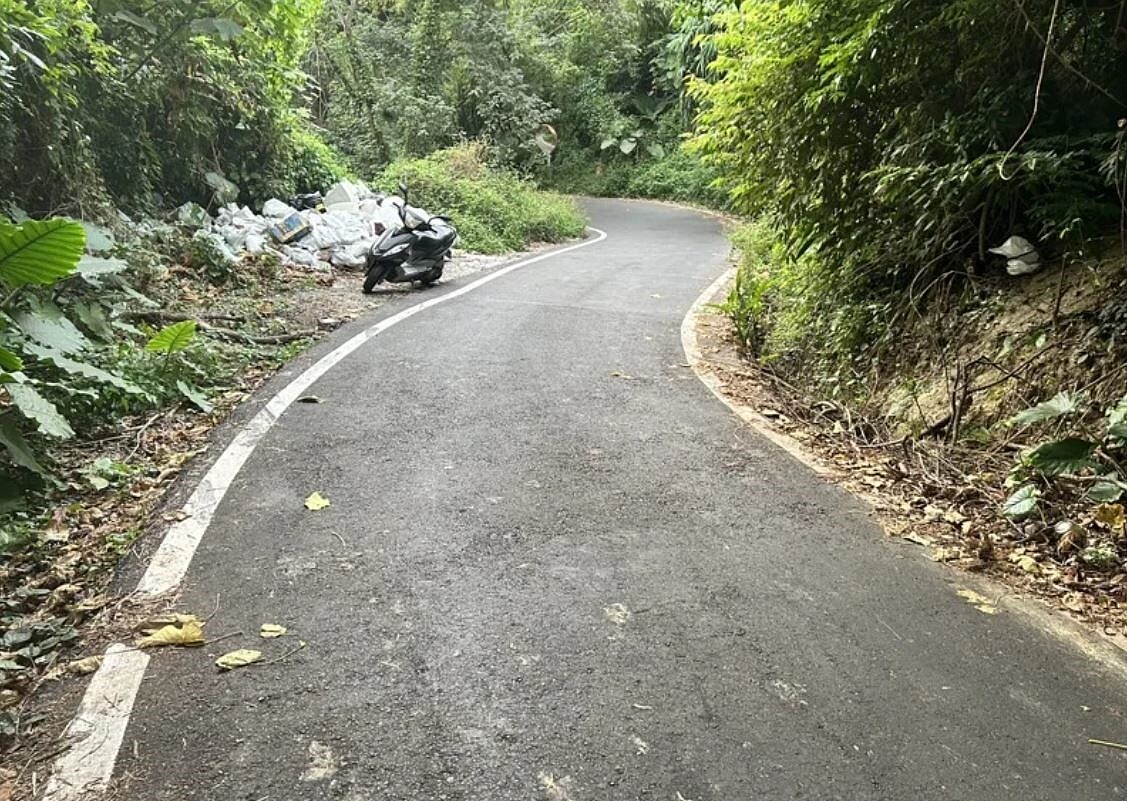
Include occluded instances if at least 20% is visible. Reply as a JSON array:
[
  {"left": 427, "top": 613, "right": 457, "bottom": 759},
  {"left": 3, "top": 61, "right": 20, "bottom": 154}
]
[{"left": 173, "top": 180, "right": 404, "bottom": 271}]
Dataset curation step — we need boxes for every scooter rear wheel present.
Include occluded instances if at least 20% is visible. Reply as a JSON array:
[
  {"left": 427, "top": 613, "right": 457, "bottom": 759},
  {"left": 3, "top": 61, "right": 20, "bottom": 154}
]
[{"left": 420, "top": 262, "right": 445, "bottom": 286}]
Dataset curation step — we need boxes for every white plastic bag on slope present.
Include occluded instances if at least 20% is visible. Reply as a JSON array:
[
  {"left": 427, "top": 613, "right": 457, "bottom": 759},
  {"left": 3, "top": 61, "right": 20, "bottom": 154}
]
[
  {"left": 331, "top": 239, "right": 373, "bottom": 269},
  {"left": 262, "top": 198, "right": 298, "bottom": 218}
]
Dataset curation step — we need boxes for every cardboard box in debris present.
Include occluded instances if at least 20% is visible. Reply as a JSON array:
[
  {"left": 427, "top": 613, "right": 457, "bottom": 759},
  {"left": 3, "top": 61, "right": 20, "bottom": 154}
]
[{"left": 174, "top": 180, "right": 405, "bottom": 270}]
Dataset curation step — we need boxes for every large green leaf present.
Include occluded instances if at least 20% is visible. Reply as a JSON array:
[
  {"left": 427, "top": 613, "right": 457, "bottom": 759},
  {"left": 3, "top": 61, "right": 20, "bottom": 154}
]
[
  {"left": 0, "top": 346, "right": 22, "bottom": 372},
  {"left": 176, "top": 380, "right": 213, "bottom": 413},
  {"left": 1088, "top": 481, "right": 1125, "bottom": 504},
  {"left": 0, "top": 413, "right": 44, "bottom": 473},
  {"left": 23, "top": 343, "right": 145, "bottom": 395},
  {"left": 1025, "top": 438, "right": 1097, "bottom": 477},
  {"left": 0, "top": 219, "right": 84, "bottom": 288},
  {"left": 146, "top": 320, "right": 197, "bottom": 354},
  {"left": 13, "top": 298, "right": 88, "bottom": 354},
  {"left": 7, "top": 383, "right": 74, "bottom": 438},
  {"left": 1002, "top": 484, "right": 1041, "bottom": 519},
  {"left": 1006, "top": 392, "right": 1083, "bottom": 429}
]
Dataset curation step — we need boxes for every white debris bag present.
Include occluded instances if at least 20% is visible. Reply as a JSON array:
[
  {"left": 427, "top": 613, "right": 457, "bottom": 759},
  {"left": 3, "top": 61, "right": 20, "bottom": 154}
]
[
  {"left": 990, "top": 236, "right": 1043, "bottom": 276},
  {"left": 331, "top": 240, "right": 371, "bottom": 269},
  {"left": 262, "top": 198, "right": 298, "bottom": 218},
  {"left": 324, "top": 180, "right": 362, "bottom": 210}
]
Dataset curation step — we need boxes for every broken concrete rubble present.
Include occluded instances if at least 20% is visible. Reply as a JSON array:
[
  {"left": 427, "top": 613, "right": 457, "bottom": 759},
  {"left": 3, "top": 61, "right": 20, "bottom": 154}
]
[{"left": 189, "top": 181, "right": 407, "bottom": 272}]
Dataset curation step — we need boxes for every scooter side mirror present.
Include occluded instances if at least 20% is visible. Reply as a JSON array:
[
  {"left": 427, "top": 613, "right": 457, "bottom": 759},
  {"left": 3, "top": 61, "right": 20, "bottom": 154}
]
[{"left": 398, "top": 180, "right": 409, "bottom": 204}]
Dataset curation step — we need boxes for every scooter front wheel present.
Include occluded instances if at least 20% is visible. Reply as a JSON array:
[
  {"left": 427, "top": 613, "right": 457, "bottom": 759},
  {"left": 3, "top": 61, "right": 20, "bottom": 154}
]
[{"left": 363, "top": 266, "right": 386, "bottom": 293}]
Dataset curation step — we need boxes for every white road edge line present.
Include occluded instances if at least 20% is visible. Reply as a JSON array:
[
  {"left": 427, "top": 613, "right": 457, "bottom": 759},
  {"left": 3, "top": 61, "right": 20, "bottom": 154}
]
[
  {"left": 42, "top": 227, "right": 609, "bottom": 801},
  {"left": 679, "top": 266, "right": 836, "bottom": 477}
]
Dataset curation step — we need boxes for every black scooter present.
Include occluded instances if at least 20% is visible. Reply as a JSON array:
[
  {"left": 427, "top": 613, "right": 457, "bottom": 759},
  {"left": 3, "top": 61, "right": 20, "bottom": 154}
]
[{"left": 363, "top": 182, "right": 458, "bottom": 293}]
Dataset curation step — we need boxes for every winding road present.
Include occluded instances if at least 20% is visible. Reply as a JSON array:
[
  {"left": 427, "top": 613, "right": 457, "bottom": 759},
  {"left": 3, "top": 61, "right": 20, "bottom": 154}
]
[{"left": 62, "top": 200, "right": 1127, "bottom": 800}]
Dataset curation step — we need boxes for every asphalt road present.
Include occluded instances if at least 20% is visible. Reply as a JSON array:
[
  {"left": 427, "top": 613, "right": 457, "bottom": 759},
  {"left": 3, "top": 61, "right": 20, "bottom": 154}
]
[{"left": 114, "top": 199, "right": 1126, "bottom": 800}]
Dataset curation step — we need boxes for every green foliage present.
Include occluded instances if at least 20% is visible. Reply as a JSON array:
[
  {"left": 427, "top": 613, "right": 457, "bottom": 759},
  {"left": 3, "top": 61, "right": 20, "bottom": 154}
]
[
  {"left": 0, "top": 0, "right": 343, "bottom": 215},
  {"left": 687, "top": 0, "right": 1127, "bottom": 391},
  {"left": 309, "top": 0, "right": 683, "bottom": 178},
  {"left": 1024, "top": 438, "right": 1098, "bottom": 477},
  {"left": 1007, "top": 392, "right": 1084, "bottom": 429},
  {"left": 548, "top": 146, "right": 727, "bottom": 208},
  {"left": 719, "top": 219, "right": 785, "bottom": 356},
  {"left": 0, "top": 219, "right": 84, "bottom": 286},
  {"left": 187, "top": 231, "right": 238, "bottom": 284},
  {"left": 1002, "top": 394, "right": 1127, "bottom": 521},
  {"left": 1002, "top": 484, "right": 1041, "bottom": 520},
  {"left": 1, "top": 218, "right": 87, "bottom": 475},
  {"left": 381, "top": 144, "right": 587, "bottom": 254},
  {"left": 146, "top": 321, "right": 198, "bottom": 356}
]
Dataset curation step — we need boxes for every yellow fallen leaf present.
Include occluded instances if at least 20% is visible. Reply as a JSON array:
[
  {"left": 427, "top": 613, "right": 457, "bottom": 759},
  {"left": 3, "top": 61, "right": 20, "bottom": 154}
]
[
  {"left": 1010, "top": 553, "right": 1042, "bottom": 575},
  {"left": 1095, "top": 504, "right": 1126, "bottom": 534},
  {"left": 956, "top": 588, "right": 999, "bottom": 615},
  {"left": 956, "top": 588, "right": 990, "bottom": 605},
  {"left": 67, "top": 656, "right": 103, "bottom": 675},
  {"left": 216, "top": 649, "right": 262, "bottom": 670},
  {"left": 931, "top": 547, "right": 958, "bottom": 562},
  {"left": 260, "top": 624, "right": 287, "bottom": 639},
  {"left": 304, "top": 492, "right": 330, "bottom": 511},
  {"left": 137, "top": 619, "right": 205, "bottom": 648}
]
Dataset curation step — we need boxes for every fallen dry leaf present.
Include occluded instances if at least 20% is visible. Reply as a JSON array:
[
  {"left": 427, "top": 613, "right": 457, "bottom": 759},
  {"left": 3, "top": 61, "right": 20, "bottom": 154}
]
[
  {"left": 956, "top": 588, "right": 999, "bottom": 615},
  {"left": 931, "top": 547, "right": 959, "bottom": 562},
  {"left": 300, "top": 740, "right": 339, "bottom": 781},
  {"left": 260, "top": 624, "right": 287, "bottom": 639},
  {"left": 137, "top": 618, "right": 205, "bottom": 648},
  {"left": 1094, "top": 504, "right": 1126, "bottom": 534},
  {"left": 304, "top": 491, "right": 331, "bottom": 511},
  {"left": 1057, "top": 521, "right": 1086, "bottom": 555},
  {"left": 216, "top": 648, "right": 262, "bottom": 670},
  {"left": 1010, "top": 553, "right": 1042, "bottom": 576},
  {"left": 67, "top": 656, "right": 103, "bottom": 675}
]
